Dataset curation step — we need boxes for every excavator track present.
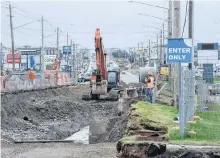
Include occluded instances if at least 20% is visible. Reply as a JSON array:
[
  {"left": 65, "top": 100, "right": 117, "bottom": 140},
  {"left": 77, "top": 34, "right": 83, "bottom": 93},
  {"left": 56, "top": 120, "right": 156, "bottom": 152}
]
[
  {"left": 82, "top": 87, "right": 139, "bottom": 101},
  {"left": 82, "top": 90, "right": 120, "bottom": 101}
]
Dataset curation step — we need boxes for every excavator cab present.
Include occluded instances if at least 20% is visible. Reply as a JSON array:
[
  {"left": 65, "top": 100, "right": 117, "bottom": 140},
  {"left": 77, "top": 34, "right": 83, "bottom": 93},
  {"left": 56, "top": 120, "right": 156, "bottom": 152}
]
[{"left": 107, "top": 70, "right": 120, "bottom": 91}]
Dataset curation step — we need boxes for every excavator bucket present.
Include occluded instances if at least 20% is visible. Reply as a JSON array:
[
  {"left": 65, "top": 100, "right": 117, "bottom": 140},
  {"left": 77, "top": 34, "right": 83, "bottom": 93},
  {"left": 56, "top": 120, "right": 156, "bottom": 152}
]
[
  {"left": 122, "top": 87, "right": 138, "bottom": 99},
  {"left": 82, "top": 91, "right": 91, "bottom": 100},
  {"left": 108, "top": 89, "right": 120, "bottom": 101}
]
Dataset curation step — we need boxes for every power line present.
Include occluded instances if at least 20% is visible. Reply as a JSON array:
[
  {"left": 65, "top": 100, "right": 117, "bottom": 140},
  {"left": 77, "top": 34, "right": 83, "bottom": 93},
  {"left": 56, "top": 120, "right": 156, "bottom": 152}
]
[
  {"left": 65, "top": 31, "right": 166, "bottom": 34},
  {"left": 13, "top": 20, "right": 40, "bottom": 29},
  {"left": 8, "top": 1, "right": 42, "bottom": 18},
  {"left": 181, "top": 0, "right": 189, "bottom": 37},
  {"left": 13, "top": 9, "right": 40, "bottom": 21},
  {"left": 14, "top": 27, "right": 56, "bottom": 33},
  {"left": 129, "top": 0, "right": 169, "bottom": 10}
]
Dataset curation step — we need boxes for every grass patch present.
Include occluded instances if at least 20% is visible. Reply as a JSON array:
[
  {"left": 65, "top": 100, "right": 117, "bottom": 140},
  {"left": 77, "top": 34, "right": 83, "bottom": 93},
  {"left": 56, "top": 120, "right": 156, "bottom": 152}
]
[
  {"left": 169, "top": 111, "right": 220, "bottom": 145},
  {"left": 204, "top": 104, "right": 220, "bottom": 112},
  {"left": 214, "top": 77, "right": 220, "bottom": 83},
  {"left": 125, "top": 102, "right": 220, "bottom": 145},
  {"left": 134, "top": 102, "right": 178, "bottom": 133}
]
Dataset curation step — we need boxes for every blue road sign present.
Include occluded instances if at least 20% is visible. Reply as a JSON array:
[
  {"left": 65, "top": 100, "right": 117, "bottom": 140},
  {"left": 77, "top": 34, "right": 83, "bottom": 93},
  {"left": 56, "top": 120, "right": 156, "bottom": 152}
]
[
  {"left": 30, "top": 56, "right": 35, "bottom": 68},
  {"left": 167, "top": 38, "right": 192, "bottom": 64},
  {"left": 63, "top": 46, "right": 72, "bottom": 55}
]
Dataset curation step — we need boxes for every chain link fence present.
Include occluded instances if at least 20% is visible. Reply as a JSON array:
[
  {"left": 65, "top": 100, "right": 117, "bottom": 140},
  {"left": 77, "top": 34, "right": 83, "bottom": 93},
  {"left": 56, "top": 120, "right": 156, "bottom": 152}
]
[{"left": 182, "top": 66, "right": 220, "bottom": 143}]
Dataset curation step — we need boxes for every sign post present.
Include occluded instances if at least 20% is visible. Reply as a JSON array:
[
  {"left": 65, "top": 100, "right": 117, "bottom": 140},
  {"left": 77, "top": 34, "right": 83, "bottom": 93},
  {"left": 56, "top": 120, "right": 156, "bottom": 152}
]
[{"left": 167, "top": 38, "right": 193, "bottom": 137}]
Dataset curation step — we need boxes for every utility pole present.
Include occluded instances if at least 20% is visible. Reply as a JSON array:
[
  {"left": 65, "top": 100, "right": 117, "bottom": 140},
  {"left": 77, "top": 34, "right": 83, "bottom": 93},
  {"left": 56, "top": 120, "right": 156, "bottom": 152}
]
[
  {"left": 70, "top": 39, "right": 72, "bottom": 77},
  {"left": 56, "top": 28, "right": 59, "bottom": 59},
  {"left": 9, "top": 4, "right": 15, "bottom": 72},
  {"left": 188, "top": 0, "right": 195, "bottom": 121},
  {"left": 156, "top": 35, "right": 159, "bottom": 70},
  {"left": 160, "top": 30, "right": 163, "bottom": 66},
  {"left": 173, "top": 1, "right": 181, "bottom": 107},
  {"left": 134, "top": 47, "right": 136, "bottom": 66},
  {"left": 73, "top": 42, "right": 77, "bottom": 84},
  {"left": 173, "top": 0, "right": 183, "bottom": 137},
  {"left": 138, "top": 43, "right": 140, "bottom": 67},
  {"left": 141, "top": 42, "right": 144, "bottom": 67},
  {"left": 67, "top": 33, "right": 68, "bottom": 46},
  {"left": 41, "top": 16, "right": 44, "bottom": 74},
  {"left": 168, "top": 0, "right": 173, "bottom": 38},
  {"left": 188, "top": 0, "right": 193, "bottom": 70},
  {"left": 162, "top": 23, "right": 165, "bottom": 65},
  {"left": 149, "top": 39, "right": 151, "bottom": 67},
  {"left": 67, "top": 33, "right": 69, "bottom": 67},
  {"left": 0, "top": 43, "right": 2, "bottom": 71},
  {"left": 75, "top": 44, "right": 78, "bottom": 71}
]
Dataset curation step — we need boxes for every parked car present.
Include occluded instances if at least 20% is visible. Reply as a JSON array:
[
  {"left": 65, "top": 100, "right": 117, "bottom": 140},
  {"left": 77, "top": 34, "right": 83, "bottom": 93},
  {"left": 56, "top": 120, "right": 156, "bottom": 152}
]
[
  {"left": 121, "top": 71, "right": 126, "bottom": 74},
  {"left": 83, "top": 73, "right": 92, "bottom": 82},
  {"left": 77, "top": 72, "right": 92, "bottom": 82},
  {"left": 209, "top": 83, "right": 220, "bottom": 95}
]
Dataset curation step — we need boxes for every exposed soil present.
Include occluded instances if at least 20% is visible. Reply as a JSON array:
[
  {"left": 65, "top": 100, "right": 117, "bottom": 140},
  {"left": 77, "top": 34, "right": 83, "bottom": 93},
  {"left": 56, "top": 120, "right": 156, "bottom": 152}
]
[
  {"left": 117, "top": 141, "right": 220, "bottom": 158},
  {"left": 1, "top": 84, "right": 128, "bottom": 142}
]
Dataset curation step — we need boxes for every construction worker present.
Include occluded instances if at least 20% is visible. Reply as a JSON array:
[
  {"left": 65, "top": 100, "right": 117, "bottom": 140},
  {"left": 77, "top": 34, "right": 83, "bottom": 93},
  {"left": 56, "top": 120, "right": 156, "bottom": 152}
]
[
  {"left": 145, "top": 72, "right": 154, "bottom": 103},
  {"left": 26, "top": 69, "right": 35, "bottom": 86},
  {"left": 78, "top": 72, "right": 82, "bottom": 83}
]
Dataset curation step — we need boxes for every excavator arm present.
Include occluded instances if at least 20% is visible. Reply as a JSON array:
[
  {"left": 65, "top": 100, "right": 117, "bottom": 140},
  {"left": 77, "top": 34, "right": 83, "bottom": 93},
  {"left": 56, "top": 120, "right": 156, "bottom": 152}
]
[{"left": 95, "top": 28, "right": 107, "bottom": 81}]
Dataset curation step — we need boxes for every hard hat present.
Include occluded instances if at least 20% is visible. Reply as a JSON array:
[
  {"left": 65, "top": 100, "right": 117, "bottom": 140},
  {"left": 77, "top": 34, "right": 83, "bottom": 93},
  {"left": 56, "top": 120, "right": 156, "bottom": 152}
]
[{"left": 148, "top": 72, "right": 153, "bottom": 76}]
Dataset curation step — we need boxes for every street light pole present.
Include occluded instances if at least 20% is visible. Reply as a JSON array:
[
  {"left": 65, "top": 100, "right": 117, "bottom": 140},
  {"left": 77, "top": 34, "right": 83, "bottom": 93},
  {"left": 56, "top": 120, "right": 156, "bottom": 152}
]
[
  {"left": 41, "top": 16, "right": 44, "bottom": 75},
  {"left": 157, "top": 35, "right": 159, "bottom": 70},
  {"left": 56, "top": 28, "right": 59, "bottom": 59},
  {"left": 149, "top": 39, "right": 151, "bottom": 67},
  {"left": 162, "top": 23, "right": 165, "bottom": 65},
  {"left": 0, "top": 43, "right": 2, "bottom": 71}
]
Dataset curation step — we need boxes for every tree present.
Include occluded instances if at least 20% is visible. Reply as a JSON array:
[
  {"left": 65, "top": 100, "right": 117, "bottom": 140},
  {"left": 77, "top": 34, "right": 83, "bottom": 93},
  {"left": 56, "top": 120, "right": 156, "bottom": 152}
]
[{"left": 112, "top": 49, "right": 129, "bottom": 59}]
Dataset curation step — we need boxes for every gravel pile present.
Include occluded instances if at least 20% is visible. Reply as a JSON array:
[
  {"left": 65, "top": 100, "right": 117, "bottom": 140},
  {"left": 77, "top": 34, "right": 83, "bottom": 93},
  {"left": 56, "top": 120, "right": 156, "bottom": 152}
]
[{"left": 1, "top": 84, "right": 127, "bottom": 142}]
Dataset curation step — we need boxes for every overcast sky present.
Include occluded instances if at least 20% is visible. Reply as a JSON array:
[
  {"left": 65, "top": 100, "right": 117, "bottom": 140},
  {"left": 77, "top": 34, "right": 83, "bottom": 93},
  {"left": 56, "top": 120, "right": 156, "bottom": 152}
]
[{"left": 1, "top": 0, "right": 220, "bottom": 50}]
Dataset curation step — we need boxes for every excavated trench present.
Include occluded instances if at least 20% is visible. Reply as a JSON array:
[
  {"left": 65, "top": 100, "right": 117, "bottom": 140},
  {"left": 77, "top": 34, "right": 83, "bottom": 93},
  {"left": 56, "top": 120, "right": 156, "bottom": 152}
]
[{"left": 1, "top": 84, "right": 128, "bottom": 143}]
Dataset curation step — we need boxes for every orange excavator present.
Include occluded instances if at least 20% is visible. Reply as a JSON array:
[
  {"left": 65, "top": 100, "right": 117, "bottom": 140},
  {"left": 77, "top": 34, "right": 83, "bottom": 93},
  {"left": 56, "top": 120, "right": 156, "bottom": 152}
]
[{"left": 82, "top": 28, "right": 122, "bottom": 100}]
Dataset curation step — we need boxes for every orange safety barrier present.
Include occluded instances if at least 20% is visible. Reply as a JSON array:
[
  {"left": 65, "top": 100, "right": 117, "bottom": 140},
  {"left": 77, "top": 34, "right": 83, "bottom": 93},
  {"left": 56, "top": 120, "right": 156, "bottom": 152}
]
[
  {"left": 56, "top": 72, "right": 63, "bottom": 85},
  {"left": 1, "top": 77, "right": 4, "bottom": 92},
  {"left": 29, "top": 71, "right": 36, "bottom": 80},
  {"left": 64, "top": 74, "right": 71, "bottom": 85}
]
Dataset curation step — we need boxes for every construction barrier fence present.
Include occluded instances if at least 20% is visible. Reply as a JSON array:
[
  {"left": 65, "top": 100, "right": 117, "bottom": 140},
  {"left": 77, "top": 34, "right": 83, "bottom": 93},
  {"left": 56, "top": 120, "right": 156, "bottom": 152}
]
[{"left": 0, "top": 71, "right": 77, "bottom": 93}]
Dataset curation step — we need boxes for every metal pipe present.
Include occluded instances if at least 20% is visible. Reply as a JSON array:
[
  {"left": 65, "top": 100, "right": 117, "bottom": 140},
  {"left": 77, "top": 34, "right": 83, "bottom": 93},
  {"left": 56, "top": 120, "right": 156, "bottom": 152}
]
[{"left": 14, "top": 140, "right": 75, "bottom": 143}]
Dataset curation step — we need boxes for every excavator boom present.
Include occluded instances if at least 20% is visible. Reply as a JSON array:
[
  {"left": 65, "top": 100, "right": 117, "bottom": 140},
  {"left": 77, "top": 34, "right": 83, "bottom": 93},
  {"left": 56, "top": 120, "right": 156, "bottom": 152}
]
[{"left": 95, "top": 28, "right": 107, "bottom": 81}]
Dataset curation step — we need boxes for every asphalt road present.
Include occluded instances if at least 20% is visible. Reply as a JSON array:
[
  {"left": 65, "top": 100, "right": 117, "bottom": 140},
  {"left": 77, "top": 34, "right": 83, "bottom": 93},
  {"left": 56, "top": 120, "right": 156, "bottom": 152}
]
[
  {"left": 1, "top": 141, "right": 116, "bottom": 158},
  {"left": 120, "top": 71, "right": 139, "bottom": 84}
]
